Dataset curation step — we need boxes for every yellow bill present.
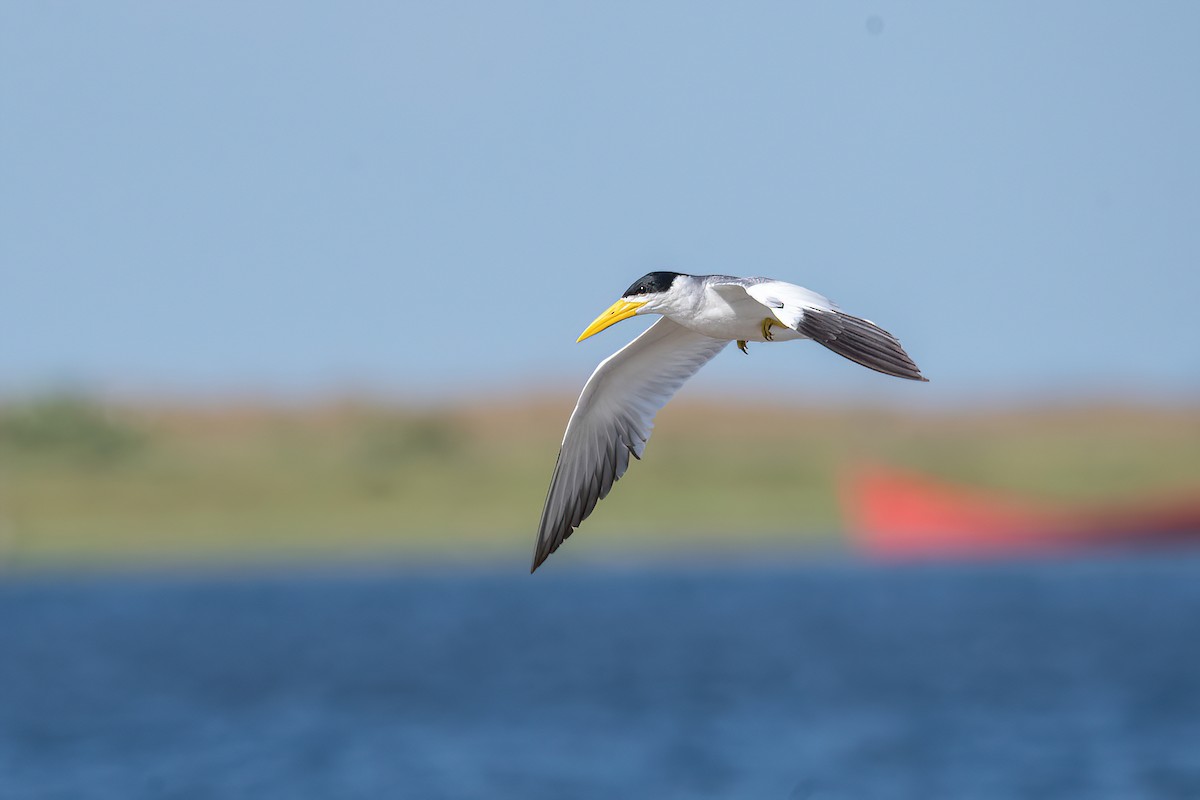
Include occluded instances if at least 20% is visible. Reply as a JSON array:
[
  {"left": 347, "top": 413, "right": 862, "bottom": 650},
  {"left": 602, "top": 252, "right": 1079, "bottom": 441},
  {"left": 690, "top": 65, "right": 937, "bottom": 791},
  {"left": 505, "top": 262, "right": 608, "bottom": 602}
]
[{"left": 577, "top": 299, "right": 646, "bottom": 342}]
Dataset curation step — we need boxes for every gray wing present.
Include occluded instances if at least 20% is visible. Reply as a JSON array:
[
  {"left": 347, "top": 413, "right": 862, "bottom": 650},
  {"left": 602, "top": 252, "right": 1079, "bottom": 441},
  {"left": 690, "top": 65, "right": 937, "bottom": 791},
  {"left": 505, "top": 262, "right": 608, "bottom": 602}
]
[
  {"left": 795, "top": 308, "right": 927, "bottom": 382},
  {"left": 740, "top": 280, "right": 927, "bottom": 382},
  {"left": 532, "top": 317, "right": 729, "bottom": 572}
]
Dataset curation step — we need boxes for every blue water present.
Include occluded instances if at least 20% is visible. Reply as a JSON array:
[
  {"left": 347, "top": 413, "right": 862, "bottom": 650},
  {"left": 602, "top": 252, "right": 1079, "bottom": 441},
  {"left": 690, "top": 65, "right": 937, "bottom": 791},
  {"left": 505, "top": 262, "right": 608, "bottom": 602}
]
[{"left": 2, "top": 554, "right": 1200, "bottom": 799}]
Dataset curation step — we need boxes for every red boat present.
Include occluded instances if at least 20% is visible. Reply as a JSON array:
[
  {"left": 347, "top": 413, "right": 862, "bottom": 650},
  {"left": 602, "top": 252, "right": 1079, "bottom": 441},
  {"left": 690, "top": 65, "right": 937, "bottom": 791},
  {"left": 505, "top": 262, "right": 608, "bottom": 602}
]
[{"left": 841, "top": 465, "right": 1200, "bottom": 558}]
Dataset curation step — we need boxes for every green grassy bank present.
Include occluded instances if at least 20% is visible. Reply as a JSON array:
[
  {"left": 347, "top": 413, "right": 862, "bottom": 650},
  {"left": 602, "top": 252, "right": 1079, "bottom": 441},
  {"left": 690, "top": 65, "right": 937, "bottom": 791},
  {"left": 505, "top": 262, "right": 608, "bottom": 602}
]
[{"left": 1, "top": 395, "right": 1197, "bottom": 567}]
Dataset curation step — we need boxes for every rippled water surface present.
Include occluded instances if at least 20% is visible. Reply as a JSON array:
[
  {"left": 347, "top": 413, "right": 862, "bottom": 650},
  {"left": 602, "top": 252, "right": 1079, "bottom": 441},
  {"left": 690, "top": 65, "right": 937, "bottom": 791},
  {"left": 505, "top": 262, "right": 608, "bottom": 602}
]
[{"left": 3, "top": 553, "right": 1200, "bottom": 799}]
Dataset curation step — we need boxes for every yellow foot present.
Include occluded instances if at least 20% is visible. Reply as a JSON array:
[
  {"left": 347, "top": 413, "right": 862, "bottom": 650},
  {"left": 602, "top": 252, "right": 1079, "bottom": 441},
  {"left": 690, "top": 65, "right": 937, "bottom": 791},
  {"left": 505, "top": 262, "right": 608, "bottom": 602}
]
[
  {"left": 737, "top": 340, "right": 749, "bottom": 354},
  {"left": 761, "top": 318, "right": 776, "bottom": 341}
]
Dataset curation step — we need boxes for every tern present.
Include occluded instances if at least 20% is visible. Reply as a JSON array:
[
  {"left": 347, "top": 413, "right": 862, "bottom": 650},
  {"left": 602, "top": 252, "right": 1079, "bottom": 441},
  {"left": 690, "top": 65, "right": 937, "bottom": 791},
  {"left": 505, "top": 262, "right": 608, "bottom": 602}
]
[{"left": 531, "top": 272, "right": 927, "bottom": 572}]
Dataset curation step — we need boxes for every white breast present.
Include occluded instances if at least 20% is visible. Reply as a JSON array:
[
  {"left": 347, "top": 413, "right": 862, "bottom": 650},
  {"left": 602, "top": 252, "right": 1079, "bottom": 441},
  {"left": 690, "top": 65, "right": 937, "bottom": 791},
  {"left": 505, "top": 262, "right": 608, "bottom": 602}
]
[{"left": 666, "top": 283, "right": 804, "bottom": 342}]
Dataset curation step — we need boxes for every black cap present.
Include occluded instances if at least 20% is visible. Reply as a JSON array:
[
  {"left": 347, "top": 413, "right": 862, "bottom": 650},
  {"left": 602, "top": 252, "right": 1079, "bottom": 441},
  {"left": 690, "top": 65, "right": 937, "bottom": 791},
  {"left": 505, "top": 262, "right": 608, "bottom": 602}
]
[{"left": 621, "top": 272, "right": 685, "bottom": 298}]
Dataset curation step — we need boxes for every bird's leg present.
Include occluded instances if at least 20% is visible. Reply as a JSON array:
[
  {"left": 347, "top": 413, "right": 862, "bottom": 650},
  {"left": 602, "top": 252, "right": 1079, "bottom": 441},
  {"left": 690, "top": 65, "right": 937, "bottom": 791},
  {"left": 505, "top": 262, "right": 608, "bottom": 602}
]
[
  {"left": 737, "top": 340, "right": 749, "bottom": 354},
  {"left": 761, "top": 318, "right": 777, "bottom": 341}
]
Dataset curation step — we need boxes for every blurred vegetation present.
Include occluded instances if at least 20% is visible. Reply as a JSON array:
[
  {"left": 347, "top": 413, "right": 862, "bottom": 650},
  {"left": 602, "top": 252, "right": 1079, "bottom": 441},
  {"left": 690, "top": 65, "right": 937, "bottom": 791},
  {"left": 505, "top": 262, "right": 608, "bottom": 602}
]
[
  {"left": 0, "top": 394, "right": 1197, "bottom": 568},
  {"left": 0, "top": 395, "right": 145, "bottom": 466}
]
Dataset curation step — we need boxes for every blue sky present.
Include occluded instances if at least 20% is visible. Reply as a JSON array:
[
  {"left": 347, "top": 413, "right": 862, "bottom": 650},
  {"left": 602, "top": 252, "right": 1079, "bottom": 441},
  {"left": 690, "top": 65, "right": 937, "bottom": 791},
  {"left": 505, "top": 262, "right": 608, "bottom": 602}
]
[{"left": 2, "top": 3, "right": 1197, "bottom": 405}]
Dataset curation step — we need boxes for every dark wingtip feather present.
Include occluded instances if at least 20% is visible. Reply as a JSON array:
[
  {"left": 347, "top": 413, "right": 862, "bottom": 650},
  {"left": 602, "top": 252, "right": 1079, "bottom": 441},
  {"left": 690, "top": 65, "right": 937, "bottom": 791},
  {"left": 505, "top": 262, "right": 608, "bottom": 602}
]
[
  {"left": 530, "top": 528, "right": 562, "bottom": 573},
  {"left": 798, "top": 308, "right": 928, "bottom": 382}
]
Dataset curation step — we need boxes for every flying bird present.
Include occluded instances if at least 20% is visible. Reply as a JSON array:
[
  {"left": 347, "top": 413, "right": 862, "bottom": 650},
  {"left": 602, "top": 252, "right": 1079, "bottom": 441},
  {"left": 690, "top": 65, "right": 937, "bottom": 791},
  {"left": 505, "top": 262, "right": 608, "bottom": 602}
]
[{"left": 531, "top": 272, "right": 927, "bottom": 572}]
